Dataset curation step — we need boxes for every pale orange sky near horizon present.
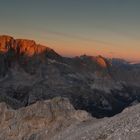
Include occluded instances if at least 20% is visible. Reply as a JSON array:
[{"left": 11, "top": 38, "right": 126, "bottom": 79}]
[
  {"left": 40, "top": 36, "right": 140, "bottom": 62},
  {"left": 48, "top": 44, "right": 140, "bottom": 62},
  {"left": 6, "top": 32, "right": 140, "bottom": 62}
]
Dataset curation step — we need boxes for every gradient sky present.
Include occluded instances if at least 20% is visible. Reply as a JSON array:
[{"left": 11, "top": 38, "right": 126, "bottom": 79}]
[{"left": 0, "top": 0, "right": 140, "bottom": 61}]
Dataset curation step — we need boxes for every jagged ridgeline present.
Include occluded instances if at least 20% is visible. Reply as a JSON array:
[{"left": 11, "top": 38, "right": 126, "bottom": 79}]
[{"left": 0, "top": 35, "right": 140, "bottom": 118}]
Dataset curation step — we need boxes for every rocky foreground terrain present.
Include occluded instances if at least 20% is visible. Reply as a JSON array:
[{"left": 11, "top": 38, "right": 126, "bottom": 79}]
[
  {"left": 0, "top": 35, "right": 140, "bottom": 139},
  {"left": 0, "top": 97, "right": 140, "bottom": 140}
]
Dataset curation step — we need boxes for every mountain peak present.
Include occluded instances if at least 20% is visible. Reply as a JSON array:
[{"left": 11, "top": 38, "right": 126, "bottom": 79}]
[
  {"left": 0, "top": 35, "right": 61, "bottom": 76},
  {"left": 0, "top": 35, "right": 14, "bottom": 52},
  {"left": 0, "top": 35, "right": 60, "bottom": 57},
  {"left": 0, "top": 35, "right": 14, "bottom": 40},
  {"left": 96, "top": 55, "right": 108, "bottom": 68},
  {"left": 80, "top": 54, "right": 109, "bottom": 68}
]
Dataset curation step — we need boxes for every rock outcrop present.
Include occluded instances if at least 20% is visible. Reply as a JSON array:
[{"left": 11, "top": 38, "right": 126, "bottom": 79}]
[
  {"left": 96, "top": 55, "right": 109, "bottom": 68},
  {"left": 0, "top": 97, "right": 91, "bottom": 140},
  {"left": 1, "top": 97, "right": 140, "bottom": 140},
  {"left": 0, "top": 35, "right": 59, "bottom": 57},
  {"left": 0, "top": 35, "right": 61, "bottom": 76},
  {"left": 54, "top": 103, "right": 140, "bottom": 140}
]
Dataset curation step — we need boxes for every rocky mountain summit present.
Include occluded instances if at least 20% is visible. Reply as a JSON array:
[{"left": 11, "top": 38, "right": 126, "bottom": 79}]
[
  {"left": 54, "top": 99, "right": 140, "bottom": 140},
  {"left": 0, "top": 97, "right": 91, "bottom": 140},
  {"left": 0, "top": 35, "right": 140, "bottom": 119},
  {"left": 0, "top": 97, "right": 140, "bottom": 140},
  {"left": 0, "top": 35, "right": 58, "bottom": 56}
]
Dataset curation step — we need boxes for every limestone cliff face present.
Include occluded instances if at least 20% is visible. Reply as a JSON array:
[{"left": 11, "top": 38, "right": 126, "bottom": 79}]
[
  {"left": 0, "top": 35, "right": 59, "bottom": 57},
  {"left": 0, "top": 35, "right": 14, "bottom": 52},
  {"left": 0, "top": 97, "right": 91, "bottom": 140},
  {"left": 0, "top": 35, "right": 61, "bottom": 76},
  {"left": 54, "top": 103, "right": 140, "bottom": 140},
  {"left": 1, "top": 97, "right": 140, "bottom": 140},
  {"left": 96, "top": 55, "right": 109, "bottom": 68}
]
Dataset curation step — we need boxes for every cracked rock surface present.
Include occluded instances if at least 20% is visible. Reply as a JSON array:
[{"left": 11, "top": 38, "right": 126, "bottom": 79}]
[
  {"left": 1, "top": 97, "right": 140, "bottom": 140},
  {"left": 0, "top": 97, "right": 91, "bottom": 140}
]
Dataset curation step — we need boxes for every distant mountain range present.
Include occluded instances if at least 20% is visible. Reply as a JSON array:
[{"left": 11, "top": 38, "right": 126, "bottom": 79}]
[{"left": 0, "top": 35, "right": 140, "bottom": 118}]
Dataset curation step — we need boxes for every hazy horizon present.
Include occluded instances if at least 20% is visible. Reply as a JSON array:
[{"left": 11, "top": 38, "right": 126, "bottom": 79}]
[{"left": 0, "top": 0, "right": 140, "bottom": 61}]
